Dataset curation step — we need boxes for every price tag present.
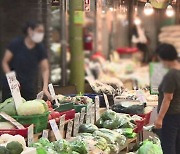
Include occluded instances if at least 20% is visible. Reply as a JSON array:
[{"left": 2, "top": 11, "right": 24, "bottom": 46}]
[
  {"left": 48, "top": 84, "right": 58, "bottom": 105},
  {"left": 91, "top": 104, "right": 95, "bottom": 124},
  {"left": 86, "top": 104, "right": 92, "bottom": 124},
  {"left": 95, "top": 96, "right": 100, "bottom": 121},
  {"left": 0, "top": 112, "right": 24, "bottom": 129},
  {"left": 103, "top": 93, "right": 109, "bottom": 109},
  {"left": 36, "top": 91, "right": 44, "bottom": 99},
  {"left": 49, "top": 119, "right": 62, "bottom": 140},
  {"left": 136, "top": 90, "right": 147, "bottom": 104},
  {"left": 80, "top": 107, "right": 86, "bottom": 125},
  {"left": 59, "top": 115, "right": 65, "bottom": 135},
  {"left": 28, "top": 125, "right": 34, "bottom": 146},
  {"left": 6, "top": 71, "right": 22, "bottom": 109},
  {"left": 73, "top": 113, "right": 80, "bottom": 137},
  {"left": 66, "top": 120, "right": 73, "bottom": 139},
  {"left": 42, "top": 130, "right": 49, "bottom": 139}
]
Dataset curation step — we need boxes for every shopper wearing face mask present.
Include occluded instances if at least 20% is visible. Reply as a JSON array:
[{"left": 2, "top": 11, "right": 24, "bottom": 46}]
[{"left": 1, "top": 20, "right": 51, "bottom": 101}]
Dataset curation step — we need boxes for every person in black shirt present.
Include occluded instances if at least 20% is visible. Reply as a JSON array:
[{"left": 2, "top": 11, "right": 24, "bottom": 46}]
[
  {"left": 2, "top": 20, "right": 51, "bottom": 101},
  {"left": 155, "top": 44, "right": 180, "bottom": 154}
]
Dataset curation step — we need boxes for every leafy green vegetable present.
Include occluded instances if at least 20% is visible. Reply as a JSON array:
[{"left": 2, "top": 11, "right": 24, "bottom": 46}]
[
  {"left": 30, "top": 142, "right": 47, "bottom": 154},
  {"left": 95, "top": 118, "right": 104, "bottom": 128},
  {"left": 53, "top": 139, "right": 71, "bottom": 154},
  {"left": 72, "top": 151, "right": 80, "bottom": 154},
  {"left": 38, "top": 138, "right": 51, "bottom": 147},
  {"left": 79, "top": 124, "right": 98, "bottom": 134},
  {"left": 101, "top": 110, "right": 117, "bottom": 120},
  {"left": 0, "top": 98, "right": 17, "bottom": 116},
  {"left": 6, "top": 141, "right": 23, "bottom": 154},
  {"left": 46, "top": 148, "right": 58, "bottom": 154},
  {"left": 93, "top": 130, "right": 116, "bottom": 144},
  {"left": 70, "top": 140, "right": 88, "bottom": 154},
  {"left": 102, "top": 118, "right": 121, "bottom": 130},
  {"left": 94, "top": 136, "right": 108, "bottom": 151},
  {"left": 0, "top": 146, "right": 10, "bottom": 154}
]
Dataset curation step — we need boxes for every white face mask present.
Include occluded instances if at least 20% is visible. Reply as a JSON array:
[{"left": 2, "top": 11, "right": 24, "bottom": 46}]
[{"left": 31, "top": 32, "right": 44, "bottom": 43}]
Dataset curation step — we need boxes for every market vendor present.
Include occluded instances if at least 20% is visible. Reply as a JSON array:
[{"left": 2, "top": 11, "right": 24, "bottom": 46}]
[
  {"left": 154, "top": 44, "right": 180, "bottom": 154},
  {"left": 1, "top": 20, "right": 51, "bottom": 101}
]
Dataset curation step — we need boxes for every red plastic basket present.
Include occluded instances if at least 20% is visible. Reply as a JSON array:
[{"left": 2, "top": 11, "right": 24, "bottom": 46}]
[
  {"left": 134, "top": 119, "right": 145, "bottom": 133},
  {"left": 138, "top": 111, "right": 152, "bottom": 125},
  {"left": 59, "top": 109, "right": 75, "bottom": 120},
  {"left": 0, "top": 128, "right": 28, "bottom": 138}
]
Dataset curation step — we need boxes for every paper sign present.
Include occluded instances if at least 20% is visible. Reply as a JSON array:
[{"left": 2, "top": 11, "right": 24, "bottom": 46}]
[
  {"left": 42, "top": 130, "right": 49, "bottom": 139},
  {"left": 36, "top": 91, "right": 44, "bottom": 99},
  {"left": 48, "top": 84, "right": 59, "bottom": 105},
  {"left": 95, "top": 96, "right": 100, "bottom": 121},
  {"left": 91, "top": 104, "right": 95, "bottom": 124},
  {"left": 59, "top": 115, "right": 66, "bottom": 135},
  {"left": 0, "top": 112, "right": 24, "bottom": 129},
  {"left": 136, "top": 90, "right": 147, "bottom": 104},
  {"left": 49, "top": 119, "right": 62, "bottom": 140},
  {"left": 103, "top": 93, "right": 109, "bottom": 109},
  {"left": 66, "top": 120, "right": 73, "bottom": 139},
  {"left": 6, "top": 71, "right": 22, "bottom": 109},
  {"left": 80, "top": 107, "right": 86, "bottom": 125},
  {"left": 86, "top": 104, "right": 92, "bottom": 124},
  {"left": 73, "top": 113, "right": 80, "bottom": 137},
  {"left": 28, "top": 125, "right": 34, "bottom": 146},
  {"left": 84, "top": 0, "right": 90, "bottom": 12}
]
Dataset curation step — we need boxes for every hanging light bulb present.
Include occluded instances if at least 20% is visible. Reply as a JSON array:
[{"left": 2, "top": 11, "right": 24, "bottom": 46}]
[
  {"left": 102, "top": 10, "right": 106, "bottom": 14},
  {"left": 144, "top": 1, "right": 154, "bottom": 16},
  {"left": 166, "top": 5, "right": 175, "bottom": 17},
  {"left": 109, "top": 7, "right": 114, "bottom": 12},
  {"left": 134, "top": 16, "right": 142, "bottom": 25}
]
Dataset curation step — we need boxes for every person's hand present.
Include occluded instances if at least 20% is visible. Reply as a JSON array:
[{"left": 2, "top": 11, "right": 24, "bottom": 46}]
[
  {"left": 154, "top": 117, "right": 163, "bottom": 129},
  {"left": 43, "top": 88, "right": 52, "bottom": 101}
]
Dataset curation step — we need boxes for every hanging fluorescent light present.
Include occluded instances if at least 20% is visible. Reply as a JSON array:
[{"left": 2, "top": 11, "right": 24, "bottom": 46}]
[
  {"left": 166, "top": 4, "right": 175, "bottom": 17},
  {"left": 144, "top": 1, "right": 154, "bottom": 16}
]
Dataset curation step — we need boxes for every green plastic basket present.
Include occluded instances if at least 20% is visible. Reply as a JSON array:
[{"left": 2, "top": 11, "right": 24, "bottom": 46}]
[
  {"left": 73, "top": 104, "right": 87, "bottom": 113},
  {"left": 13, "top": 112, "right": 49, "bottom": 133},
  {"left": 55, "top": 102, "right": 74, "bottom": 112}
]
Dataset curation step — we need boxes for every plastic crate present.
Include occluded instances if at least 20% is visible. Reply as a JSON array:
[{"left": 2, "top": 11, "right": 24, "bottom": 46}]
[
  {"left": 73, "top": 104, "right": 87, "bottom": 113},
  {"left": 13, "top": 112, "right": 49, "bottom": 133},
  {"left": 59, "top": 109, "right": 75, "bottom": 120},
  {"left": 55, "top": 102, "right": 74, "bottom": 112},
  {"left": 134, "top": 119, "right": 145, "bottom": 133},
  {"left": 0, "top": 127, "right": 28, "bottom": 138}
]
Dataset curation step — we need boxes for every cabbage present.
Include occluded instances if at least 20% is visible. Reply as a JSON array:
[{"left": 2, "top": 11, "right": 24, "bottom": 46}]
[{"left": 17, "top": 100, "right": 46, "bottom": 115}]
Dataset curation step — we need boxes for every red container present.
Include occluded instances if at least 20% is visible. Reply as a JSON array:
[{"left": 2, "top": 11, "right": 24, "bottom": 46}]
[
  {"left": 138, "top": 111, "right": 152, "bottom": 125},
  {"left": 116, "top": 47, "right": 138, "bottom": 54},
  {"left": 59, "top": 109, "right": 75, "bottom": 120},
  {"left": 0, "top": 128, "right": 28, "bottom": 138},
  {"left": 134, "top": 119, "right": 145, "bottom": 133}
]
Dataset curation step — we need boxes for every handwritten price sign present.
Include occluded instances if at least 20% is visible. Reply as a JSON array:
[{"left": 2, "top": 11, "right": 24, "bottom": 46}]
[{"left": 6, "top": 71, "right": 22, "bottom": 109}]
